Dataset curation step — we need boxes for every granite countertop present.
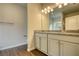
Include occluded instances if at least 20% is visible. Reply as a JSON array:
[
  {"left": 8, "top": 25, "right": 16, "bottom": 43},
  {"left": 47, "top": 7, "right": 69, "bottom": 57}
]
[{"left": 35, "top": 30, "right": 79, "bottom": 37}]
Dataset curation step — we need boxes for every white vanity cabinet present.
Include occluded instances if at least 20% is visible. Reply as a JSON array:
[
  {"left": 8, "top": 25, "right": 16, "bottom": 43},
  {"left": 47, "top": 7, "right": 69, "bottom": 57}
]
[
  {"left": 35, "top": 32, "right": 79, "bottom": 56},
  {"left": 48, "top": 38, "right": 59, "bottom": 56},
  {"left": 35, "top": 36, "right": 40, "bottom": 50},
  {"left": 48, "top": 34, "right": 62, "bottom": 56},
  {"left": 35, "top": 32, "right": 48, "bottom": 54},
  {"left": 40, "top": 37, "right": 47, "bottom": 54},
  {"left": 48, "top": 34, "right": 79, "bottom": 56},
  {"left": 60, "top": 41, "right": 79, "bottom": 56}
]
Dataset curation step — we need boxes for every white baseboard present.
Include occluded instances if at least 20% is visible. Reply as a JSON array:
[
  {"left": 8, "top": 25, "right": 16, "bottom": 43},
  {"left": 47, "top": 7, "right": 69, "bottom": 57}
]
[
  {"left": 27, "top": 47, "right": 35, "bottom": 52},
  {"left": 0, "top": 42, "right": 27, "bottom": 50}
]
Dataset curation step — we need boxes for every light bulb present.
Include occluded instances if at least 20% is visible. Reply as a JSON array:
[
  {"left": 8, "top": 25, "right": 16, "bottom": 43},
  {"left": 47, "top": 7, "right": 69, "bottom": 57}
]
[
  {"left": 47, "top": 10, "right": 50, "bottom": 13},
  {"left": 58, "top": 4, "right": 62, "bottom": 8},
  {"left": 45, "top": 12, "right": 47, "bottom": 14},
  {"left": 44, "top": 8, "right": 47, "bottom": 11},
  {"left": 47, "top": 6, "right": 51, "bottom": 9},
  {"left": 51, "top": 9, "right": 53, "bottom": 12},
  {"left": 41, "top": 10, "right": 44, "bottom": 13}
]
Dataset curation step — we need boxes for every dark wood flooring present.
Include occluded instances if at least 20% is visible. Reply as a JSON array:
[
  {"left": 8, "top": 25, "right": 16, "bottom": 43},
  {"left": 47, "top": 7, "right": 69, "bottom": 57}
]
[
  {"left": 31, "top": 49, "right": 47, "bottom": 56},
  {"left": 0, "top": 45, "right": 47, "bottom": 56},
  {"left": 0, "top": 49, "right": 31, "bottom": 56}
]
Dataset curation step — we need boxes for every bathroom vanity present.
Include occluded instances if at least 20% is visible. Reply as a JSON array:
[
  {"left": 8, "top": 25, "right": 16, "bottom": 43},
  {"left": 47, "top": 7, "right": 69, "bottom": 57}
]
[
  {"left": 34, "top": 4, "right": 79, "bottom": 56},
  {"left": 34, "top": 31, "right": 79, "bottom": 56}
]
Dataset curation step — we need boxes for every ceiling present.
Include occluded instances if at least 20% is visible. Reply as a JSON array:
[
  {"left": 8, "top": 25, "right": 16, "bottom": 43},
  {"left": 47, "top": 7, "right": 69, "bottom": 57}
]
[
  {"left": 59, "top": 3, "right": 79, "bottom": 15},
  {"left": 42, "top": 3, "right": 79, "bottom": 15},
  {"left": 41, "top": 3, "right": 56, "bottom": 9},
  {"left": 16, "top": 3, "right": 27, "bottom": 8}
]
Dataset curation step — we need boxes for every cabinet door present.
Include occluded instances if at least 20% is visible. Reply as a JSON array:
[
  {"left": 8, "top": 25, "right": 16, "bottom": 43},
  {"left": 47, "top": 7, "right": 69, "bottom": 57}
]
[
  {"left": 48, "top": 39, "right": 59, "bottom": 56},
  {"left": 35, "top": 36, "right": 40, "bottom": 49},
  {"left": 40, "top": 37, "right": 47, "bottom": 54},
  {"left": 60, "top": 41, "right": 79, "bottom": 56}
]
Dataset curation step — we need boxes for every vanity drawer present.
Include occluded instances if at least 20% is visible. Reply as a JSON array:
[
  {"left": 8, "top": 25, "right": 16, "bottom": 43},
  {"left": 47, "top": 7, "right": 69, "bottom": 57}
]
[
  {"left": 35, "top": 33, "right": 47, "bottom": 38},
  {"left": 35, "top": 33, "right": 41, "bottom": 37},
  {"left": 48, "top": 34, "right": 79, "bottom": 44},
  {"left": 42, "top": 33, "right": 47, "bottom": 37},
  {"left": 48, "top": 34, "right": 62, "bottom": 40}
]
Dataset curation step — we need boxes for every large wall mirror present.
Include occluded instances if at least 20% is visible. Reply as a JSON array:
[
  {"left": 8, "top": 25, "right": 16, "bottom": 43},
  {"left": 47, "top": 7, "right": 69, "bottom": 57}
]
[
  {"left": 65, "top": 12, "right": 79, "bottom": 32},
  {"left": 48, "top": 3, "right": 79, "bottom": 32},
  {"left": 49, "top": 8, "right": 63, "bottom": 31}
]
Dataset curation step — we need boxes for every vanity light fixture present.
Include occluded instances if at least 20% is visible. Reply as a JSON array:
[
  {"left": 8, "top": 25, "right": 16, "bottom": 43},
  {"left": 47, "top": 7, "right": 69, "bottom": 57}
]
[
  {"left": 41, "top": 3, "right": 71, "bottom": 14},
  {"left": 41, "top": 7, "right": 54, "bottom": 14},
  {"left": 51, "top": 9, "right": 53, "bottom": 12},
  {"left": 48, "top": 10, "right": 50, "bottom": 13},
  {"left": 44, "top": 8, "right": 47, "bottom": 11},
  {"left": 47, "top": 6, "right": 51, "bottom": 9},
  {"left": 58, "top": 4, "right": 62, "bottom": 8},
  {"left": 42, "top": 10, "right": 44, "bottom": 13},
  {"left": 45, "top": 12, "right": 47, "bottom": 14}
]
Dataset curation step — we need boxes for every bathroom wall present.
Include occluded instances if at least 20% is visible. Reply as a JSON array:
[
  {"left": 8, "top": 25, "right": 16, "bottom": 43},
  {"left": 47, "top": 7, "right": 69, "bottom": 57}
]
[
  {"left": 27, "top": 3, "right": 50, "bottom": 51},
  {"left": 0, "top": 4, "right": 27, "bottom": 50},
  {"left": 27, "top": 3, "right": 42, "bottom": 51}
]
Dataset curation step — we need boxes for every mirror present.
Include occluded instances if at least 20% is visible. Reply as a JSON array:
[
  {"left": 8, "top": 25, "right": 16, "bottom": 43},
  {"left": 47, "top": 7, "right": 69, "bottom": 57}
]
[
  {"left": 65, "top": 12, "right": 79, "bottom": 32},
  {"left": 49, "top": 8, "right": 63, "bottom": 31},
  {"left": 48, "top": 3, "right": 79, "bottom": 32}
]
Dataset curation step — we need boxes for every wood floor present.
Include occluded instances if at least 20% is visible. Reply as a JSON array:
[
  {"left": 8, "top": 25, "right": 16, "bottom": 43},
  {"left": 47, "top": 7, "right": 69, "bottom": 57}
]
[
  {"left": 0, "top": 49, "right": 31, "bottom": 56},
  {"left": 0, "top": 45, "right": 47, "bottom": 56},
  {"left": 31, "top": 49, "right": 47, "bottom": 56},
  {"left": 0, "top": 49, "right": 47, "bottom": 56}
]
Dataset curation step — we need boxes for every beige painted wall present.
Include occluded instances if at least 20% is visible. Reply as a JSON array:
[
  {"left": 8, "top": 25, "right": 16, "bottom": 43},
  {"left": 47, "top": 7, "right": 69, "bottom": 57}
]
[
  {"left": 27, "top": 3, "right": 49, "bottom": 51},
  {"left": 27, "top": 3, "right": 42, "bottom": 51},
  {"left": 0, "top": 4, "right": 27, "bottom": 50},
  {"left": 41, "top": 14, "right": 49, "bottom": 30}
]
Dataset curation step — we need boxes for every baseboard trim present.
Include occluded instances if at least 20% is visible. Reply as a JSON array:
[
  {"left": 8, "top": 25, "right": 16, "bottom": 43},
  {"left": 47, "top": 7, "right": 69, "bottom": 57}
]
[
  {"left": 0, "top": 42, "right": 27, "bottom": 51},
  {"left": 27, "top": 47, "right": 35, "bottom": 52}
]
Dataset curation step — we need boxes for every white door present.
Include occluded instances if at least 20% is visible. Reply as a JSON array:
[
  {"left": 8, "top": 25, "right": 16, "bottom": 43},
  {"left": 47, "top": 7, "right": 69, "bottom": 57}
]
[
  {"left": 40, "top": 37, "right": 47, "bottom": 54},
  {"left": 60, "top": 41, "right": 79, "bottom": 56},
  {"left": 35, "top": 36, "right": 40, "bottom": 49},
  {"left": 48, "top": 39, "right": 59, "bottom": 56}
]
